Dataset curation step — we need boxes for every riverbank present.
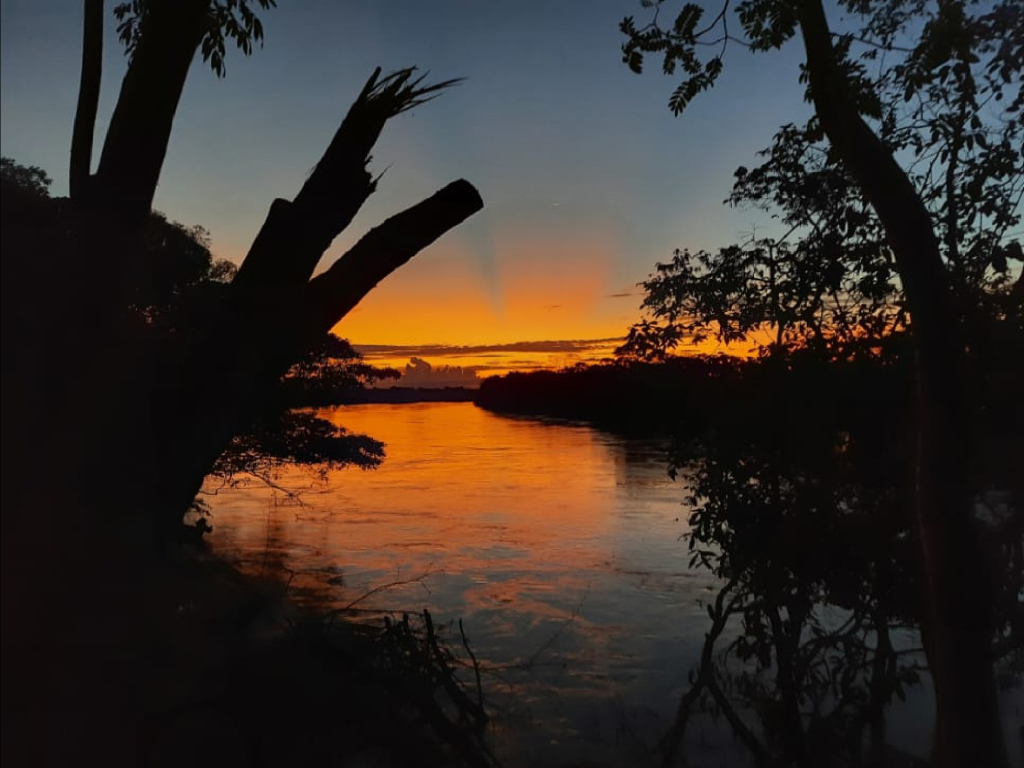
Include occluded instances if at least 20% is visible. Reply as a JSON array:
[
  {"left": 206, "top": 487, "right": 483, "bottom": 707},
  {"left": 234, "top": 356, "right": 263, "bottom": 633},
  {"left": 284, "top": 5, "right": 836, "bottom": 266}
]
[
  {"left": 150, "top": 546, "right": 495, "bottom": 767},
  {"left": 2, "top": 536, "right": 494, "bottom": 768}
]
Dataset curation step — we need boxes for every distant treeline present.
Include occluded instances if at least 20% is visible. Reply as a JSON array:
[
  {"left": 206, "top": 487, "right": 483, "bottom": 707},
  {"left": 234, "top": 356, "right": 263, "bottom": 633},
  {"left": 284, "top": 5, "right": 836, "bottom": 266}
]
[
  {"left": 476, "top": 356, "right": 753, "bottom": 436},
  {"left": 479, "top": 353, "right": 913, "bottom": 439},
  {"left": 477, "top": 344, "right": 1019, "bottom": 475}
]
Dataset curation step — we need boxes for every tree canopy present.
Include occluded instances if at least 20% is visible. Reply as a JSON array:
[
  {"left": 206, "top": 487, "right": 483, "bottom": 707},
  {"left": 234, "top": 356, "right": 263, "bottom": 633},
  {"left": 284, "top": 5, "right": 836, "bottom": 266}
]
[{"left": 619, "top": 0, "right": 1022, "bottom": 361}]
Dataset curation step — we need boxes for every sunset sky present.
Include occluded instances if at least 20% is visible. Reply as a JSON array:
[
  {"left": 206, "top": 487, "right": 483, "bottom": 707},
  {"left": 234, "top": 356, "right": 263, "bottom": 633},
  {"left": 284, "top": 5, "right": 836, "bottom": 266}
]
[{"left": 0, "top": 0, "right": 815, "bottom": 375}]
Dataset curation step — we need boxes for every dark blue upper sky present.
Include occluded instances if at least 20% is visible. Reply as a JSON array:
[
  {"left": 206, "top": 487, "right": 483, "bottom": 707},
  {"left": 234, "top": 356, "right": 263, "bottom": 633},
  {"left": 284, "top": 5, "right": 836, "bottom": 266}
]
[{"left": 1, "top": 0, "right": 816, "bottom": 347}]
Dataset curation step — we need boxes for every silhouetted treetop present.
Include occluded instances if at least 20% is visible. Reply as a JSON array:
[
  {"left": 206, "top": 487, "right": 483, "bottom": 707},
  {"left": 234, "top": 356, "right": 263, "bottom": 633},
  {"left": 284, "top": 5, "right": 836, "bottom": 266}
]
[
  {"left": 619, "top": 0, "right": 1023, "bottom": 361},
  {"left": 1, "top": 156, "right": 52, "bottom": 197},
  {"left": 622, "top": 1, "right": 1023, "bottom": 116},
  {"left": 114, "top": 0, "right": 276, "bottom": 77}
]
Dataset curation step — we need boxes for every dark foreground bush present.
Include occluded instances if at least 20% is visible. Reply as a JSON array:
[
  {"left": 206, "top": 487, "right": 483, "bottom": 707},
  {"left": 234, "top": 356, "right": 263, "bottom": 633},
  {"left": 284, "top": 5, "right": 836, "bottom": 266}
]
[{"left": 130, "top": 551, "right": 495, "bottom": 768}]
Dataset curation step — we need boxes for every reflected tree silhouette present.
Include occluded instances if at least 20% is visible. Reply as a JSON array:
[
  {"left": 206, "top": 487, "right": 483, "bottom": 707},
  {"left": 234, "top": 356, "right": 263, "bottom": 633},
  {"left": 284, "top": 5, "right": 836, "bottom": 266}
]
[
  {"left": 645, "top": 351, "right": 1021, "bottom": 768},
  {"left": 659, "top": 356, "right": 921, "bottom": 767}
]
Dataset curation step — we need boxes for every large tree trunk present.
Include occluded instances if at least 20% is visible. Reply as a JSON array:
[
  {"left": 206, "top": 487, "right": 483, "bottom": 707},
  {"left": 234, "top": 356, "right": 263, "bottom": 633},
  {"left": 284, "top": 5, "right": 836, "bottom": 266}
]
[
  {"left": 93, "top": 0, "right": 209, "bottom": 227},
  {"left": 69, "top": 0, "right": 103, "bottom": 200},
  {"left": 1, "top": 6, "right": 482, "bottom": 765},
  {"left": 794, "top": 2, "right": 1007, "bottom": 766}
]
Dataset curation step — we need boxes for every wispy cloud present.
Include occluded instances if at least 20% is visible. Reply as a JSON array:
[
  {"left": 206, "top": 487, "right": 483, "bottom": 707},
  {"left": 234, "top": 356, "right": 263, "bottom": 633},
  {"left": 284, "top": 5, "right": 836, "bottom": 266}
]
[
  {"left": 353, "top": 337, "right": 626, "bottom": 379},
  {"left": 354, "top": 337, "right": 624, "bottom": 359}
]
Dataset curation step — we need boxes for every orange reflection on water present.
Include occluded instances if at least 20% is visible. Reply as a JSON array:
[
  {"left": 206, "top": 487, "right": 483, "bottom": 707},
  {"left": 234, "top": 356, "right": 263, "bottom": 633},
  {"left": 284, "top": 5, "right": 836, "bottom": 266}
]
[
  {"left": 206, "top": 402, "right": 707, "bottom": 626},
  {"left": 209, "top": 404, "right": 623, "bottom": 617},
  {"left": 205, "top": 402, "right": 718, "bottom": 764}
]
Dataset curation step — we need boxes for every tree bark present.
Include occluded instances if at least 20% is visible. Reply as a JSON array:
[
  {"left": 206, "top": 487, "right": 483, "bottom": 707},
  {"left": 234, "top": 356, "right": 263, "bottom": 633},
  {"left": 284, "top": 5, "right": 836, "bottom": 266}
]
[
  {"left": 70, "top": 0, "right": 103, "bottom": 201},
  {"left": 94, "top": 0, "right": 208, "bottom": 229},
  {"left": 794, "top": 2, "right": 1007, "bottom": 766}
]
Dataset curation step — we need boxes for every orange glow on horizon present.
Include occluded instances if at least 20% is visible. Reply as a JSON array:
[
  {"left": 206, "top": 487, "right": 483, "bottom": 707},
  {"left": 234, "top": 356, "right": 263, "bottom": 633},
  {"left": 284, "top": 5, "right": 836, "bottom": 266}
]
[
  {"left": 328, "top": 227, "right": 761, "bottom": 376},
  {"left": 331, "top": 227, "right": 629, "bottom": 346}
]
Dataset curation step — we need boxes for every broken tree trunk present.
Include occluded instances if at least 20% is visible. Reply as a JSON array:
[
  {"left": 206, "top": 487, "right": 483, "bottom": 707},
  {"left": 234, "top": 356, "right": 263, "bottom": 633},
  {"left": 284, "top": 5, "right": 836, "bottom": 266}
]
[
  {"left": 149, "top": 178, "right": 483, "bottom": 533},
  {"left": 3, "top": 34, "right": 482, "bottom": 765}
]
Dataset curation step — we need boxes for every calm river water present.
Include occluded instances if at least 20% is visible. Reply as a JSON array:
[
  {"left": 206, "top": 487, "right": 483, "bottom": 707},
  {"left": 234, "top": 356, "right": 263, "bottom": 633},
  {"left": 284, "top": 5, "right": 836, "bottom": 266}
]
[
  {"left": 204, "top": 402, "right": 1019, "bottom": 767},
  {"left": 206, "top": 402, "right": 725, "bottom": 764}
]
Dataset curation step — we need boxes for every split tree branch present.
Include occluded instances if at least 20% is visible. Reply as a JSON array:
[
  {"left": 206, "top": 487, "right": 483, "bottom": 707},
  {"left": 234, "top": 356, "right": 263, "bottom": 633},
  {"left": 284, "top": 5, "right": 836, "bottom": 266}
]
[
  {"left": 150, "top": 68, "right": 481, "bottom": 534},
  {"left": 234, "top": 67, "right": 464, "bottom": 290}
]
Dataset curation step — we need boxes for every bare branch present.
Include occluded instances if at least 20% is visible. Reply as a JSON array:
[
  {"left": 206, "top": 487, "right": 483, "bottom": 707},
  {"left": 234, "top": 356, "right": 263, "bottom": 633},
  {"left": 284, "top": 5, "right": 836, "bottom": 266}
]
[
  {"left": 459, "top": 618, "right": 485, "bottom": 714},
  {"left": 324, "top": 569, "right": 436, "bottom": 617}
]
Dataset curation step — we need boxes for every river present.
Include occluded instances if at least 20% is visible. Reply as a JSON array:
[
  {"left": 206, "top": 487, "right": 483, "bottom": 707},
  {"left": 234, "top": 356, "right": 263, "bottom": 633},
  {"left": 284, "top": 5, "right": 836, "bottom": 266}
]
[
  {"left": 207, "top": 402, "right": 719, "bottom": 765},
  {"left": 203, "top": 402, "right": 1018, "bottom": 767}
]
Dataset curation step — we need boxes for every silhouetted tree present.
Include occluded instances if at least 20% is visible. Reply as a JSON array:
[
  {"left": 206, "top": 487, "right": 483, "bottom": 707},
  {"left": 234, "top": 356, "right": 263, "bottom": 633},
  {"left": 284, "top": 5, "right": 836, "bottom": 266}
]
[
  {"left": 0, "top": 156, "right": 54, "bottom": 195},
  {"left": 621, "top": 2, "right": 1021, "bottom": 766},
  {"left": 3, "top": 156, "right": 395, "bottom": 500},
  {"left": 1, "top": 2, "right": 481, "bottom": 764}
]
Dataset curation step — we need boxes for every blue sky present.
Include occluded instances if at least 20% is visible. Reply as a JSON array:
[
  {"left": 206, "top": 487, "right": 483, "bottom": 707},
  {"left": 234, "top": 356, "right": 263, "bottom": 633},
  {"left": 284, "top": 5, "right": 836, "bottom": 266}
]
[{"left": 1, "top": 0, "right": 815, "bottom": 350}]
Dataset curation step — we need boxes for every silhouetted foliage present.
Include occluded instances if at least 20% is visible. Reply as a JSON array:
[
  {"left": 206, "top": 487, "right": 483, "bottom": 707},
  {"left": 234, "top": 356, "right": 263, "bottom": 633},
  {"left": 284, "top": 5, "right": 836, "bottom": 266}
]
[
  {"left": 0, "top": 156, "right": 53, "bottom": 196},
  {"left": 621, "top": 3, "right": 1021, "bottom": 765},
  {"left": 2, "top": 157, "right": 395, "bottom": 497},
  {"left": 201, "top": 606, "right": 493, "bottom": 767},
  {"left": 120, "top": 555, "right": 494, "bottom": 767},
  {"left": 114, "top": 0, "right": 276, "bottom": 77},
  {"left": 278, "top": 334, "right": 399, "bottom": 408},
  {"left": 477, "top": 356, "right": 744, "bottom": 435},
  {"left": 617, "top": 18, "right": 1023, "bottom": 360}
]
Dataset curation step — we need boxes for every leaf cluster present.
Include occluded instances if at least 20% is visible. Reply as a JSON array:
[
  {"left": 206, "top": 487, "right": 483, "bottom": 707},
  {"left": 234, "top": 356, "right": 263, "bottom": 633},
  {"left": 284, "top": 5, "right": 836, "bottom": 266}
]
[
  {"left": 621, "top": 2, "right": 728, "bottom": 114},
  {"left": 114, "top": 0, "right": 276, "bottom": 77}
]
